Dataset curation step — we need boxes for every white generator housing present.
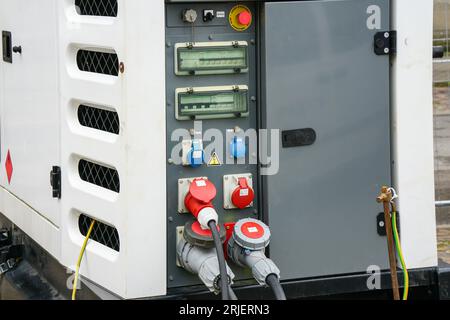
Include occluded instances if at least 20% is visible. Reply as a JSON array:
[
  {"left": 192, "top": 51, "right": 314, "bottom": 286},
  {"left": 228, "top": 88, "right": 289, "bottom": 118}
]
[{"left": 0, "top": 0, "right": 437, "bottom": 299}]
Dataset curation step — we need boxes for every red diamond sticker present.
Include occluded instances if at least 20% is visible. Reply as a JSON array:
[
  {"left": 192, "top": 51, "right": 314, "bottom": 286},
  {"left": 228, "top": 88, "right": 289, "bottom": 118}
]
[{"left": 5, "top": 150, "right": 13, "bottom": 184}]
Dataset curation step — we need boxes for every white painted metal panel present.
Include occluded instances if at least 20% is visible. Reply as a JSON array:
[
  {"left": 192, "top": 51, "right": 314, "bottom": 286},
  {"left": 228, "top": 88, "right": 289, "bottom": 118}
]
[
  {"left": 58, "top": 0, "right": 167, "bottom": 299},
  {"left": 0, "top": 0, "right": 61, "bottom": 227},
  {"left": 391, "top": 0, "right": 438, "bottom": 269}
]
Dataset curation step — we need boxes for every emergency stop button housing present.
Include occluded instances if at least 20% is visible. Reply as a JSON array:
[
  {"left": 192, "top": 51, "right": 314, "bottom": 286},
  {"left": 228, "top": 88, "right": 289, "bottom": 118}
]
[
  {"left": 229, "top": 5, "right": 252, "bottom": 31},
  {"left": 223, "top": 173, "right": 254, "bottom": 210}
]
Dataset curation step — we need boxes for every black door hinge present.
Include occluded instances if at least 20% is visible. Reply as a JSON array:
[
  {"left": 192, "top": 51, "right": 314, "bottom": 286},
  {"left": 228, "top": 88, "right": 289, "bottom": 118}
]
[
  {"left": 377, "top": 212, "right": 400, "bottom": 236},
  {"left": 50, "top": 166, "right": 61, "bottom": 199},
  {"left": 374, "top": 31, "right": 397, "bottom": 56}
]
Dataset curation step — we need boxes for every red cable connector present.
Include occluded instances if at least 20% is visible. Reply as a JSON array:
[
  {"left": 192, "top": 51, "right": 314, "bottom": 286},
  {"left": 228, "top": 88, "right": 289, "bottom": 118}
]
[{"left": 185, "top": 178, "right": 219, "bottom": 229}]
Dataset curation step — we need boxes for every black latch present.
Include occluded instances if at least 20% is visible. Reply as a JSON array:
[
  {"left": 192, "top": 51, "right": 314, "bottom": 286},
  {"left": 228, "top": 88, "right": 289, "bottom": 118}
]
[
  {"left": 282, "top": 128, "right": 317, "bottom": 148},
  {"left": 374, "top": 31, "right": 397, "bottom": 56},
  {"left": 377, "top": 212, "right": 400, "bottom": 236},
  {"left": 2, "top": 31, "right": 12, "bottom": 63},
  {"left": 50, "top": 166, "right": 61, "bottom": 199},
  {"left": 433, "top": 46, "right": 445, "bottom": 59}
]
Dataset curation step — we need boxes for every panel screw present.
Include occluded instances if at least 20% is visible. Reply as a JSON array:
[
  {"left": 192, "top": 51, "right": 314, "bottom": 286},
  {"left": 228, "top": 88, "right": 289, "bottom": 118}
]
[
  {"left": 169, "top": 276, "right": 174, "bottom": 281},
  {"left": 250, "top": 39, "right": 255, "bottom": 45},
  {"left": 384, "top": 48, "right": 389, "bottom": 54},
  {"left": 168, "top": 217, "right": 173, "bottom": 222},
  {"left": 379, "top": 221, "right": 385, "bottom": 228},
  {"left": 168, "top": 158, "right": 174, "bottom": 164},
  {"left": 251, "top": 96, "right": 257, "bottom": 102},
  {"left": 384, "top": 32, "right": 390, "bottom": 38},
  {"left": 166, "top": 42, "right": 172, "bottom": 48},
  {"left": 119, "top": 62, "right": 125, "bottom": 74}
]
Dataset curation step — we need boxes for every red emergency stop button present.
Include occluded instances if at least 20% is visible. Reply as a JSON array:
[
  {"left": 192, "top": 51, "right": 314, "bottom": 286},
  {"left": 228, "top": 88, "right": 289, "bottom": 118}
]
[
  {"left": 229, "top": 5, "right": 252, "bottom": 31},
  {"left": 238, "top": 11, "right": 252, "bottom": 26},
  {"left": 231, "top": 177, "right": 254, "bottom": 209}
]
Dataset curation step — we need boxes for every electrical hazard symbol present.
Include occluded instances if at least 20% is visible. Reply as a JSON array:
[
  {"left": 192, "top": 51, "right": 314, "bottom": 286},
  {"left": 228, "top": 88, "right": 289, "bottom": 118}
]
[{"left": 207, "top": 152, "right": 222, "bottom": 167}]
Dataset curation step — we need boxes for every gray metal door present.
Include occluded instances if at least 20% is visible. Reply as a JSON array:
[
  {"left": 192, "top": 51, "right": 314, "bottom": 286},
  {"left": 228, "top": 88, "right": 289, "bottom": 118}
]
[{"left": 262, "top": 0, "right": 391, "bottom": 279}]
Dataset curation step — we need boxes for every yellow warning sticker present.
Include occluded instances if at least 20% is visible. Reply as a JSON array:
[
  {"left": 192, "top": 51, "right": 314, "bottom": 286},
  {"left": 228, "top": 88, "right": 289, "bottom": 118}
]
[{"left": 208, "top": 152, "right": 222, "bottom": 167}]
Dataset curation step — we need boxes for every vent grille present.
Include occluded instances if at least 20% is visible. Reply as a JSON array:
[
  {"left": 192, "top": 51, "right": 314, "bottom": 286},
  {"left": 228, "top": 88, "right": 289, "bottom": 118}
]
[
  {"left": 79, "top": 214, "right": 120, "bottom": 252},
  {"left": 75, "top": 0, "right": 118, "bottom": 17},
  {"left": 77, "top": 50, "right": 119, "bottom": 76},
  {"left": 79, "top": 160, "right": 120, "bottom": 193},
  {"left": 78, "top": 105, "right": 120, "bottom": 135}
]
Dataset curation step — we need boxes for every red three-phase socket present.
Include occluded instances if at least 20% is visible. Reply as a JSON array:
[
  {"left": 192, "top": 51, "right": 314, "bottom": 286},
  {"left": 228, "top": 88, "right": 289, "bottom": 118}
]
[
  {"left": 185, "top": 178, "right": 217, "bottom": 219},
  {"left": 231, "top": 178, "right": 254, "bottom": 209}
]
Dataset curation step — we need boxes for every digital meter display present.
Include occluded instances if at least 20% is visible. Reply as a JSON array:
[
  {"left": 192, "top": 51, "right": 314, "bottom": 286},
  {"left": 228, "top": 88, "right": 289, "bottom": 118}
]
[
  {"left": 175, "top": 41, "right": 248, "bottom": 75},
  {"left": 176, "top": 86, "right": 249, "bottom": 120}
]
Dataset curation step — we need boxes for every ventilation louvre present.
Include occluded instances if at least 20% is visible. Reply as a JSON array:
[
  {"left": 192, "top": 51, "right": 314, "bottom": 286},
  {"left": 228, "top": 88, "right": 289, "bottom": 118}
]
[
  {"left": 75, "top": 0, "right": 118, "bottom": 17},
  {"left": 77, "top": 50, "right": 119, "bottom": 76},
  {"left": 78, "top": 104, "right": 120, "bottom": 135},
  {"left": 79, "top": 160, "right": 120, "bottom": 193},
  {"left": 79, "top": 214, "right": 120, "bottom": 252}
]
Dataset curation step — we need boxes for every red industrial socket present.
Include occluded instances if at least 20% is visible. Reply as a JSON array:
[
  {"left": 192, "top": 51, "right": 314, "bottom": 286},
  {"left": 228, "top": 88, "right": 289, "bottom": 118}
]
[
  {"left": 185, "top": 178, "right": 219, "bottom": 229},
  {"left": 231, "top": 177, "right": 255, "bottom": 209}
]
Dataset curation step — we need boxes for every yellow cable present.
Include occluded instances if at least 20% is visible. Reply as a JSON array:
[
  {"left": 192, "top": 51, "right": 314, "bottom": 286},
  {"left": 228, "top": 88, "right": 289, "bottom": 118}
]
[
  {"left": 391, "top": 211, "right": 409, "bottom": 300},
  {"left": 72, "top": 219, "right": 96, "bottom": 301}
]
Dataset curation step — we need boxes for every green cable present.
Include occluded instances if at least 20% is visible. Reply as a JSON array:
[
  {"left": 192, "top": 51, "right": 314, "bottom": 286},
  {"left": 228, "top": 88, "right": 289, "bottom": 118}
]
[{"left": 391, "top": 211, "right": 409, "bottom": 300}]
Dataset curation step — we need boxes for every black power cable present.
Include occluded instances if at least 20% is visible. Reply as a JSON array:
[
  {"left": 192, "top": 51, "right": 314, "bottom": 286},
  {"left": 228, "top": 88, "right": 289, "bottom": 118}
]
[
  {"left": 228, "top": 287, "right": 238, "bottom": 300},
  {"left": 266, "top": 274, "right": 287, "bottom": 300},
  {"left": 208, "top": 220, "right": 229, "bottom": 300}
]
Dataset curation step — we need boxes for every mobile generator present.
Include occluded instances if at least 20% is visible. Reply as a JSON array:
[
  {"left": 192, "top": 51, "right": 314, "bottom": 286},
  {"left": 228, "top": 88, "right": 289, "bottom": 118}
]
[{"left": 0, "top": 0, "right": 442, "bottom": 300}]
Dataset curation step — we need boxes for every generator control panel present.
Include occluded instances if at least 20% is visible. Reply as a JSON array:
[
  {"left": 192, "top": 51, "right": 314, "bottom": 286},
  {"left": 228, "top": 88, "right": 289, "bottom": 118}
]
[
  {"left": 165, "top": 2, "right": 258, "bottom": 289},
  {"left": 166, "top": 0, "right": 392, "bottom": 293}
]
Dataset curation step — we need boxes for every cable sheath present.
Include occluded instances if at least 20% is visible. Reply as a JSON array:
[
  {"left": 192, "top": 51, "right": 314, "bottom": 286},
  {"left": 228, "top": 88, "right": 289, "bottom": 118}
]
[
  {"left": 208, "top": 220, "right": 229, "bottom": 300},
  {"left": 266, "top": 274, "right": 286, "bottom": 300},
  {"left": 392, "top": 211, "right": 409, "bottom": 300},
  {"left": 72, "top": 219, "right": 96, "bottom": 300},
  {"left": 228, "top": 287, "right": 238, "bottom": 300}
]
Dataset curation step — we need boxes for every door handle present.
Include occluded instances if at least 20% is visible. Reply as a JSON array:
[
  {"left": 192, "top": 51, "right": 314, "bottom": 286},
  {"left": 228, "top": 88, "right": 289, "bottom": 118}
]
[{"left": 2, "top": 31, "right": 12, "bottom": 63}]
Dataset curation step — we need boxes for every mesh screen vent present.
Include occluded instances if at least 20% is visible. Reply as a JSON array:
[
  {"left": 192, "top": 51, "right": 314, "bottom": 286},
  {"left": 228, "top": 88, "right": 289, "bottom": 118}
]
[
  {"left": 78, "top": 105, "right": 120, "bottom": 135},
  {"left": 75, "top": 0, "right": 118, "bottom": 17},
  {"left": 77, "top": 50, "right": 119, "bottom": 76},
  {"left": 79, "top": 160, "right": 120, "bottom": 193},
  {"left": 79, "top": 214, "right": 120, "bottom": 252}
]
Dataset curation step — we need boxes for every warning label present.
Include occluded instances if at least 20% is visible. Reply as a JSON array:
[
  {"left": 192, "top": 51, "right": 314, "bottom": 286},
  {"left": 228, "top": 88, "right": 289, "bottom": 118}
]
[{"left": 207, "top": 152, "right": 222, "bottom": 167}]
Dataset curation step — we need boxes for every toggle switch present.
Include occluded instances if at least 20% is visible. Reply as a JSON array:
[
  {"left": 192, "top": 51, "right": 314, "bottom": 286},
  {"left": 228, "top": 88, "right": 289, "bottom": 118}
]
[
  {"left": 230, "top": 136, "right": 246, "bottom": 159},
  {"left": 203, "top": 9, "right": 215, "bottom": 22}
]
